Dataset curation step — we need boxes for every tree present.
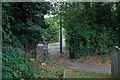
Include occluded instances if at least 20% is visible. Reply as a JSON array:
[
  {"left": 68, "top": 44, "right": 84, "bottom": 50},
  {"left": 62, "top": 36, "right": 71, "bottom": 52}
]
[
  {"left": 60, "top": 2, "right": 120, "bottom": 58},
  {"left": 2, "top": 2, "right": 50, "bottom": 78},
  {"left": 2, "top": 2, "right": 50, "bottom": 52}
]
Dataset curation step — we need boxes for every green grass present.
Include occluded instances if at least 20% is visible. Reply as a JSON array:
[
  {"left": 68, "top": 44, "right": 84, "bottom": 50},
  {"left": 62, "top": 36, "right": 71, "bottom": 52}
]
[
  {"left": 39, "top": 65, "right": 110, "bottom": 78},
  {"left": 37, "top": 58, "right": 111, "bottom": 78},
  {"left": 48, "top": 42, "right": 58, "bottom": 49},
  {"left": 31, "top": 54, "right": 111, "bottom": 78},
  {"left": 64, "top": 69, "right": 110, "bottom": 78}
]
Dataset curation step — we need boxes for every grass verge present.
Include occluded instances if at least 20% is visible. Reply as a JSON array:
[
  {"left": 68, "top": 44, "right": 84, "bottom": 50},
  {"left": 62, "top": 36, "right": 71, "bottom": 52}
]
[{"left": 33, "top": 56, "right": 111, "bottom": 78}]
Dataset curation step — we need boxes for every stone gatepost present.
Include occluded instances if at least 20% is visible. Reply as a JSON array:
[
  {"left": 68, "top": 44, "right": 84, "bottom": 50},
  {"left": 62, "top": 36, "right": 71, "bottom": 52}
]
[
  {"left": 111, "top": 46, "right": 120, "bottom": 78},
  {"left": 36, "top": 44, "right": 44, "bottom": 63}
]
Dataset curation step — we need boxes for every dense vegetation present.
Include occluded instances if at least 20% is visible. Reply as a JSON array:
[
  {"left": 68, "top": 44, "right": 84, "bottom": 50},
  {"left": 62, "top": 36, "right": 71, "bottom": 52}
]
[
  {"left": 60, "top": 2, "right": 120, "bottom": 58},
  {"left": 2, "top": 2, "right": 50, "bottom": 78},
  {"left": 44, "top": 17, "right": 60, "bottom": 43},
  {"left": 2, "top": 2, "right": 120, "bottom": 79}
]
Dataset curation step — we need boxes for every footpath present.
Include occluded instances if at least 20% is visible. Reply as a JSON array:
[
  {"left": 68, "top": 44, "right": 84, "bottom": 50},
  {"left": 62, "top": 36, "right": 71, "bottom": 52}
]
[{"left": 48, "top": 39, "right": 111, "bottom": 74}]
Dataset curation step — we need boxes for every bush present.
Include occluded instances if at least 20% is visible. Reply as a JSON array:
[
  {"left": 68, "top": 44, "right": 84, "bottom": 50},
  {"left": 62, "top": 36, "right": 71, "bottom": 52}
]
[
  {"left": 65, "top": 23, "right": 115, "bottom": 58},
  {"left": 2, "top": 2, "right": 50, "bottom": 79},
  {"left": 2, "top": 2, "right": 50, "bottom": 53},
  {"left": 44, "top": 17, "right": 59, "bottom": 43},
  {"left": 2, "top": 47, "right": 40, "bottom": 78},
  {"left": 60, "top": 2, "right": 119, "bottom": 58}
]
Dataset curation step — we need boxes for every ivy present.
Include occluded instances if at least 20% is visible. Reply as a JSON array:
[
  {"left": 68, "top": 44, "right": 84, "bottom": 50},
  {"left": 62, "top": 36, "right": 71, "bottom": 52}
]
[
  {"left": 2, "top": 2, "right": 50, "bottom": 78},
  {"left": 2, "top": 47, "right": 40, "bottom": 78}
]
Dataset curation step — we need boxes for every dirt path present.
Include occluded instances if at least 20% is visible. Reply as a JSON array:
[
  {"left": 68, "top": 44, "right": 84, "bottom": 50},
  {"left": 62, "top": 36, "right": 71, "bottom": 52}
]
[
  {"left": 48, "top": 39, "right": 65, "bottom": 55},
  {"left": 50, "top": 55, "right": 111, "bottom": 74},
  {"left": 48, "top": 40, "right": 111, "bottom": 74},
  {"left": 62, "top": 57, "right": 111, "bottom": 74}
]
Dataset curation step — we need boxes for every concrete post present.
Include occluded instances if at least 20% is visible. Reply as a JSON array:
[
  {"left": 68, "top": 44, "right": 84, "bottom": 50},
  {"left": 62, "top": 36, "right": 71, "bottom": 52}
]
[
  {"left": 111, "top": 46, "right": 120, "bottom": 78},
  {"left": 36, "top": 44, "right": 44, "bottom": 63}
]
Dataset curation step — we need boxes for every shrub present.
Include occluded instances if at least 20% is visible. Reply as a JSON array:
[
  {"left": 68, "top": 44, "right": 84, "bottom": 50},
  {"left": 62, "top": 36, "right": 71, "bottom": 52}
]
[
  {"left": 65, "top": 23, "right": 115, "bottom": 58},
  {"left": 44, "top": 17, "right": 59, "bottom": 43},
  {"left": 60, "top": 2, "right": 119, "bottom": 58},
  {"left": 2, "top": 2, "right": 50, "bottom": 79},
  {"left": 2, "top": 47, "right": 40, "bottom": 78}
]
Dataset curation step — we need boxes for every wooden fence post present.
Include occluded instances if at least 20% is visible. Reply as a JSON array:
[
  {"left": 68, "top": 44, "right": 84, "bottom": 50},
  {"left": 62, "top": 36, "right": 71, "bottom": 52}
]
[
  {"left": 36, "top": 44, "right": 44, "bottom": 63},
  {"left": 111, "top": 46, "right": 120, "bottom": 78}
]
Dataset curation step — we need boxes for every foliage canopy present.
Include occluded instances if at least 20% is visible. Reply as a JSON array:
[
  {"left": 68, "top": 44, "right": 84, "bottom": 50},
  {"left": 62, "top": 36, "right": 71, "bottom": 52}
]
[
  {"left": 60, "top": 2, "right": 120, "bottom": 58},
  {"left": 2, "top": 2, "right": 50, "bottom": 78}
]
